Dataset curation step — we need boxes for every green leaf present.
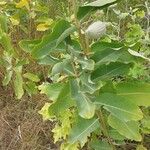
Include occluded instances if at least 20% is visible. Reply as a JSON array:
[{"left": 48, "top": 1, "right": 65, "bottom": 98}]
[
  {"left": 108, "top": 130, "right": 125, "bottom": 141},
  {"left": 51, "top": 59, "right": 76, "bottom": 77},
  {"left": 24, "top": 81, "right": 38, "bottom": 96},
  {"left": 52, "top": 110, "right": 73, "bottom": 142},
  {"left": 116, "top": 82, "right": 150, "bottom": 106},
  {"left": 48, "top": 82, "right": 75, "bottom": 117},
  {"left": 79, "top": 72, "right": 102, "bottom": 94},
  {"left": 63, "top": 59, "right": 76, "bottom": 76},
  {"left": 23, "top": 72, "right": 40, "bottom": 82},
  {"left": 77, "top": 0, "right": 119, "bottom": 20},
  {"left": 0, "top": 15, "right": 8, "bottom": 33},
  {"left": 32, "top": 20, "right": 70, "bottom": 59},
  {"left": 141, "top": 117, "right": 150, "bottom": 130},
  {"left": 0, "top": 31, "right": 14, "bottom": 53},
  {"left": 60, "top": 142, "right": 79, "bottom": 150},
  {"left": 51, "top": 62, "right": 64, "bottom": 76},
  {"left": 89, "top": 140, "right": 113, "bottom": 150},
  {"left": 108, "top": 115, "right": 142, "bottom": 141},
  {"left": 56, "top": 26, "right": 76, "bottom": 47},
  {"left": 2, "top": 70, "right": 13, "bottom": 86},
  {"left": 78, "top": 58, "right": 95, "bottom": 71},
  {"left": 91, "top": 41, "right": 123, "bottom": 52},
  {"left": 94, "top": 93, "right": 143, "bottom": 121},
  {"left": 136, "top": 145, "right": 147, "bottom": 150},
  {"left": 71, "top": 79, "right": 96, "bottom": 119},
  {"left": 91, "top": 62, "right": 132, "bottom": 81},
  {"left": 91, "top": 42, "right": 136, "bottom": 65},
  {"left": 128, "top": 49, "right": 150, "bottom": 62},
  {"left": 38, "top": 103, "right": 52, "bottom": 120},
  {"left": 68, "top": 116, "right": 99, "bottom": 147},
  {"left": 38, "top": 82, "right": 65, "bottom": 101},
  {"left": 19, "top": 39, "right": 41, "bottom": 53},
  {"left": 14, "top": 66, "right": 24, "bottom": 99},
  {"left": 37, "top": 55, "right": 58, "bottom": 65}
]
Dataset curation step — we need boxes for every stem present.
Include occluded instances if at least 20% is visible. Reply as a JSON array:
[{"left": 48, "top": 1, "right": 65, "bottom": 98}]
[
  {"left": 72, "top": 0, "right": 86, "bottom": 52},
  {"left": 96, "top": 108, "right": 116, "bottom": 150}
]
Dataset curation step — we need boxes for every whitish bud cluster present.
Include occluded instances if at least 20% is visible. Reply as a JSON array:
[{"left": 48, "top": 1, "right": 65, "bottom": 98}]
[{"left": 85, "top": 21, "right": 107, "bottom": 39}]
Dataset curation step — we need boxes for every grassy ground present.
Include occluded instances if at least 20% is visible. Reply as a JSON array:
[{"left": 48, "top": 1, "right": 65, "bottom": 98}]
[{"left": 0, "top": 79, "right": 58, "bottom": 150}]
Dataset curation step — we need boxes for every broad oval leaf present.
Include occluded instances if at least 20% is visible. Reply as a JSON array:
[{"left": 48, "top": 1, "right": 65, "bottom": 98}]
[
  {"left": 94, "top": 93, "right": 143, "bottom": 121},
  {"left": 91, "top": 62, "right": 132, "bottom": 81},
  {"left": 116, "top": 82, "right": 150, "bottom": 106},
  {"left": 32, "top": 20, "right": 71, "bottom": 59},
  {"left": 108, "top": 115, "right": 142, "bottom": 141}
]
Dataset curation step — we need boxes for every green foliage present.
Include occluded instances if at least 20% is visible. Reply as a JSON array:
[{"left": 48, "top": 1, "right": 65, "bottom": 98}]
[{"left": 0, "top": 0, "right": 150, "bottom": 149}]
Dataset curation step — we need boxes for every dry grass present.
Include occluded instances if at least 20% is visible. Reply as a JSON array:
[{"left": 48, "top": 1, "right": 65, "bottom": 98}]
[{"left": 0, "top": 81, "right": 58, "bottom": 150}]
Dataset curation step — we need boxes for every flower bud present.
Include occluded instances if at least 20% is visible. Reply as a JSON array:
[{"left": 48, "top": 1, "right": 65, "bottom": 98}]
[{"left": 85, "top": 21, "right": 107, "bottom": 39}]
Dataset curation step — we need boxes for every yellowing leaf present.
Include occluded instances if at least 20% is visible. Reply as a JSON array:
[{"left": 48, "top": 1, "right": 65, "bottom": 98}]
[
  {"left": 10, "top": 17, "right": 20, "bottom": 26},
  {"left": 16, "top": 0, "right": 30, "bottom": 10},
  {"left": 60, "top": 142, "right": 79, "bottom": 150},
  {"left": 37, "top": 23, "right": 50, "bottom": 31},
  {"left": 0, "top": 1, "right": 7, "bottom": 5},
  {"left": 52, "top": 110, "right": 73, "bottom": 143},
  {"left": 38, "top": 103, "right": 53, "bottom": 120},
  {"left": 136, "top": 145, "right": 147, "bottom": 150}
]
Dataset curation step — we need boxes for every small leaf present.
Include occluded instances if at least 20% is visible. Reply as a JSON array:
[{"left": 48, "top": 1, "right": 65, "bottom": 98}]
[
  {"left": 136, "top": 145, "right": 147, "bottom": 150},
  {"left": 60, "top": 142, "right": 79, "bottom": 150},
  {"left": 14, "top": 66, "right": 24, "bottom": 99},
  {"left": 80, "top": 72, "right": 102, "bottom": 94},
  {"left": 141, "top": 117, "right": 150, "bottom": 130},
  {"left": 38, "top": 82, "right": 65, "bottom": 101},
  {"left": 0, "top": 15, "right": 8, "bottom": 32},
  {"left": 51, "top": 62, "right": 64, "bottom": 76},
  {"left": 108, "top": 115, "right": 142, "bottom": 141},
  {"left": 24, "top": 81, "right": 38, "bottom": 96},
  {"left": 2, "top": 70, "right": 13, "bottom": 86},
  {"left": 68, "top": 116, "right": 99, "bottom": 147},
  {"left": 19, "top": 39, "right": 41, "bottom": 53},
  {"left": 16, "top": 0, "right": 29, "bottom": 9},
  {"left": 38, "top": 103, "right": 52, "bottom": 120},
  {"left": 78, "top": 58, "right": 95, "bottom": 71},
  {"left": 23, "top": 72, "right": 40, "bottom": 82},
  {"left": 128, "top": 49, "right": 150, "bottom": 62},
  {"left": 37, "top": 23, "right": 50, "bottom": 31},
  {"left": 10, "top": 16, "right": 20, "bottom": 26}
]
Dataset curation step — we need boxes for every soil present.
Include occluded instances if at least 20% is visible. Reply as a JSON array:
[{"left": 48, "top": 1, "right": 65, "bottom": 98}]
[{"left": 0, "top": 79, "right": 58, "bottom": 150}]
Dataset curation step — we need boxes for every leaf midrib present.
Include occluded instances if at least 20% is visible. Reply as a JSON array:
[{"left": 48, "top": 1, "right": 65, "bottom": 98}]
[
  {"left": 95, "top": 101, "right": 142, "bottom": 119},
  {"left": 70, "top": 118, "right": 99, "bottom": 143}
]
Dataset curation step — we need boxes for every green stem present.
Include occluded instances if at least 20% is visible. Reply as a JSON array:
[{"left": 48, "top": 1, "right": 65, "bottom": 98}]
[
  {"left": 72, "top": 0, "right": 86, "bottom": 53},
  {"left": 96, "top": 108, "right": 116, "bottom": 150}
]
